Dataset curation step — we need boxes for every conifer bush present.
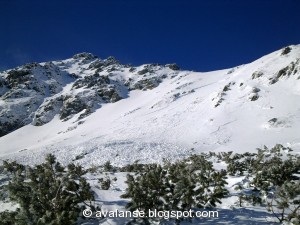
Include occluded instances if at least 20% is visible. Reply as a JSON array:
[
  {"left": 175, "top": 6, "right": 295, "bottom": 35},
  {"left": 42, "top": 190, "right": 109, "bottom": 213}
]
[
  {"left": 121, "top": 155, "right": 228, "bottom": 224},
  {"left": 0, "top": 154, "right": 94, "bottom": 225},
  {"left": 218, "top": 144, "right": 300, "bottom": 223},
  {"left": 99, "top": 176, "right": 111, "bottom": 190},
  {"left": 251, "top": 144, "right": 299, "bottom": 191},
  {"left": 248, "top": 145, "right": 300, "bottom": 223},
  {"left": 266, "top": 180, "right": 300, "bottom": 223}
]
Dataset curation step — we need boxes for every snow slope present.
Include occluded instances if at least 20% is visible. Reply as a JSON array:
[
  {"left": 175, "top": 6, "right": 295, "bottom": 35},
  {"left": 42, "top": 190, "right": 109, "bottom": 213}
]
[{"left": 0, "top": 46, "right": 300, "bottom": 167}]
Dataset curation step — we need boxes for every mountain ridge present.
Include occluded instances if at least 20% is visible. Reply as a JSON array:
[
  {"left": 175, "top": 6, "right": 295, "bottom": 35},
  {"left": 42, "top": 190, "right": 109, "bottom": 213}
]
[
  {"left": 0, "top": 45, "right": 299, "bottom": 166},
  {"left": 0, "top": 52, "right": 181, "bottom": 136}
]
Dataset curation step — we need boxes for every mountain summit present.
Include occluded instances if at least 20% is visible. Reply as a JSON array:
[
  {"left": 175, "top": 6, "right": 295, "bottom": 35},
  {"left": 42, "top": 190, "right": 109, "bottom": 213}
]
[{"left": 0, "top": 46, "right": 299, "bottom": 166}]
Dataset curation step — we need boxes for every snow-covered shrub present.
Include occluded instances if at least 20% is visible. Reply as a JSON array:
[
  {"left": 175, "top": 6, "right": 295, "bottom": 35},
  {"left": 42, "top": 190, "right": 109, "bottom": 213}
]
[
  {"left": 121, "top": 155, "right": 228, "bottom": 224},
  {"left": 0, "top": 154, "right": 94, "bottom": 225},
  {"left": 251, "top": 145, "right": 299, "bottom": 190},
  {"left": 266, "top": 180, "right": 300, "bottom": 223},
  {"left": 98, "top": 177, "right": 111, "bottom": 190},
  {"left": 224, "top": 152, "right": 257, "bottom": 176},
  {"left": 250, "top": 145, "right": 300, "bottom": 223}
]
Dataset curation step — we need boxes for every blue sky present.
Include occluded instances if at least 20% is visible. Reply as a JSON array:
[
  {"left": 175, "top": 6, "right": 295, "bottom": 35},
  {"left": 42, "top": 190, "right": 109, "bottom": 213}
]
[{"left": 1, "top": 0, "right": 299, "bottom": 71}]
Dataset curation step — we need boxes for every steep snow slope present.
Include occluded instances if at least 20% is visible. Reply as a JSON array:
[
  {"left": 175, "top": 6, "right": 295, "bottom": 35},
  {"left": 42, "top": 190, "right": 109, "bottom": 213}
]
[{"left": 0, "top": 46, "right": 299, "bottom": 166}]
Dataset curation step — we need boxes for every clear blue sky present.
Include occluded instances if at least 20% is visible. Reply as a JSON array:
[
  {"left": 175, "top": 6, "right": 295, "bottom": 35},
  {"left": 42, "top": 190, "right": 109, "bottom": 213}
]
[{"left": 1, "top": 0, "right": 299, "bottom": 71}]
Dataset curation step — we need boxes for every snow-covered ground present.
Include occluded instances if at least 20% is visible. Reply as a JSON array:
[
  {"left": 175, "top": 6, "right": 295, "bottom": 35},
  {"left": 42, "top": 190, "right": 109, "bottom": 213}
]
[
  {"left": 0, "top": 46, "right": 299, "bottom": 224},
  {"left": 0, "top": 45, "right": 300, "bottom": 167},
  {"left": 76, "top": 171, "right": 280, "bottom": 225}
]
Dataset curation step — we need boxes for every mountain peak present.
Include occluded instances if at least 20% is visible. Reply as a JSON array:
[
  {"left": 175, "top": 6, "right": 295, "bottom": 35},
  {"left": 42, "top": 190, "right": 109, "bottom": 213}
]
[
  {"left": 0, "top": 46, "right": 300, "bottom": 165},
  {"left": 72, "top": 52, "right": 98, "bottom": 60}
]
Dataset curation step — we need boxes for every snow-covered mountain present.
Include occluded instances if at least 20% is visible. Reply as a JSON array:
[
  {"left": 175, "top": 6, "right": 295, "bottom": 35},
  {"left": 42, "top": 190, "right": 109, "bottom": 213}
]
[{"left": 0, "top": 45, "right": 299, "bottom": 167}]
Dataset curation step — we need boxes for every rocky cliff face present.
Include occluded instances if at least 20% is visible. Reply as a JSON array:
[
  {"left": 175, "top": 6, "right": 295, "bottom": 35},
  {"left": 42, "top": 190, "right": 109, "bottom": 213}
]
[
  {"left": 0, "top": 53, "right": 180, "bottom": 136},
  {"left": 1, "top": 45, "right": 300, "bottom": 165}
]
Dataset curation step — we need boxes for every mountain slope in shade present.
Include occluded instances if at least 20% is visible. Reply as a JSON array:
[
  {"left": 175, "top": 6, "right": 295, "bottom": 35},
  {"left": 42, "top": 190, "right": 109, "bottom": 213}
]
[{"left": 0, "top": 45, "right": 299, "bottom": 167}]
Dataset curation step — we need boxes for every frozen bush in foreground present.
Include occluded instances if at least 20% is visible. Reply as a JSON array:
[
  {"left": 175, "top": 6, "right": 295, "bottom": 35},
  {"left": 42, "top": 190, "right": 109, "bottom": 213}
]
[
  {"left": 121, "top": 155, "right": 228, "bottom": 224},
  {"left": 0, "top": 154, "right": 94, "bottom": 225}
]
